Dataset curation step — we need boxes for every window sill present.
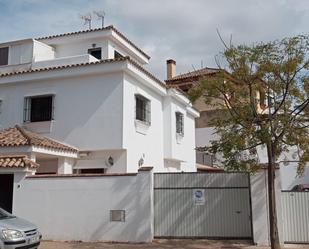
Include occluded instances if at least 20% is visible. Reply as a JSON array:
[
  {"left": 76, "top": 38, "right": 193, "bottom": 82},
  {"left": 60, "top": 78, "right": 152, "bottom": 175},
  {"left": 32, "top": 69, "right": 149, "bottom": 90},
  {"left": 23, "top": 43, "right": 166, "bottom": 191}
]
[
  {"left": 23, "top": 120, "right": 54, "bottom": 133},
  {"left": 135, "top": 120, "right": 150, "bottom": 135}
]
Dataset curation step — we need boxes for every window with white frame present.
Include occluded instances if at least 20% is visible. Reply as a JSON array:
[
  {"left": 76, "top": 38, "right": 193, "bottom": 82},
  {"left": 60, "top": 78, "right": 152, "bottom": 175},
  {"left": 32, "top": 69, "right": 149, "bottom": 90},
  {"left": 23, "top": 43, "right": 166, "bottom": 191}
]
[
  {"left": 176, "top": 112, "right": 184, "bottom": 135},
  {"left": 24, "top": 95, "right": 54, "bottom": 123},
  {"left": 135, "top": 94, "right": 151, "bottom": 124}
]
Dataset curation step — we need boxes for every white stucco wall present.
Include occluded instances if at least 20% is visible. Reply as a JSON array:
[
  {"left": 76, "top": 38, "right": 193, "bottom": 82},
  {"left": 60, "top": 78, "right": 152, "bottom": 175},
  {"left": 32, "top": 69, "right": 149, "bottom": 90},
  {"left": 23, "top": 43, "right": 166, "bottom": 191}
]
[
  {"left": 122, "top": 73, "right": 164, "bottom": 172},
  {"left": 33, "top": 54, "right": 97, "bottom": 69},
  {"left": 46, "top": 36, "right": 142, "bottom": 63},
  {"left": 0, "top": 72, "right": 124, "bottom": 150},
  {"left": 0, "top": 59, "right": 197, "bottom": 174},
  {"left": 54, "top": 39, "right": 110, "bottom": 60},
  {"left": 122, "top": 73, "right": 197, "bottom": 173},
  {"left": 33, "top": 40, "right": 55, "bottom": 62},
  {"left": 75, "top": 150, "right": 127, "bottom": 174},
  {"left": 164, "top": 97, "right": 196, "bottom": 172},
  {"left": 13, "top": 171, "right": 153, "bottom": 242}
]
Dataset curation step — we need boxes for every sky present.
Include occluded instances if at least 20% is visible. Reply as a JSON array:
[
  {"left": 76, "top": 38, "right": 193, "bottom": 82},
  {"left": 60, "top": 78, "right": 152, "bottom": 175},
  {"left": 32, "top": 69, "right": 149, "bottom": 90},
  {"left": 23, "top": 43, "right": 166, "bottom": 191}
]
[{"left": 0, "top": 0, "right": 308, "bottom": 80}]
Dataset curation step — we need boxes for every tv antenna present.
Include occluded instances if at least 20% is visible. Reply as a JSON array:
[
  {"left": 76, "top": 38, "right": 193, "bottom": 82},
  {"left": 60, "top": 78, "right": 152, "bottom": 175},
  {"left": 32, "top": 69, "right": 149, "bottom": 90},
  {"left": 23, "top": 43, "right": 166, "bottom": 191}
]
[
  {"left": 93, "top": 10, "right": 106, "bottom": 28},
  {"left": 80, "top": 13, "right": 92, "bottom": 29}
]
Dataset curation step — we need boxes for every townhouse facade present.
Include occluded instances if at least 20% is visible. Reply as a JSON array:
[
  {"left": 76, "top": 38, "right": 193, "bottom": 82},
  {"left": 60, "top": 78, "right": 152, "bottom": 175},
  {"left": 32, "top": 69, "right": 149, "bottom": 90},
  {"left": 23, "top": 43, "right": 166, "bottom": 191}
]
[{"left": 0, "top": 26, "right": 199, "bottom": 176}]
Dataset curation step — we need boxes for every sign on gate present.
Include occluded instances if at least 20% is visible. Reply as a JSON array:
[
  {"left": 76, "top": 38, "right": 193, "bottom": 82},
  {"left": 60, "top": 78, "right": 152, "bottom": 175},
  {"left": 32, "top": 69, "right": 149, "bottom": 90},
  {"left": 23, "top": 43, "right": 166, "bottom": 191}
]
[{"left": 193, "top": 189, "right": 205, "bottom": 205}]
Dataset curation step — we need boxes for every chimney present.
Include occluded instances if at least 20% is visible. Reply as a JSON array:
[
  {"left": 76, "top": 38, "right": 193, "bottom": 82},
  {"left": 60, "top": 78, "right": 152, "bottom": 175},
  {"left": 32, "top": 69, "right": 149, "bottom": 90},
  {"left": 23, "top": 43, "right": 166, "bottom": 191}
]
[{"left": 166, "top": 59, "right": 176, "bottom": 80}]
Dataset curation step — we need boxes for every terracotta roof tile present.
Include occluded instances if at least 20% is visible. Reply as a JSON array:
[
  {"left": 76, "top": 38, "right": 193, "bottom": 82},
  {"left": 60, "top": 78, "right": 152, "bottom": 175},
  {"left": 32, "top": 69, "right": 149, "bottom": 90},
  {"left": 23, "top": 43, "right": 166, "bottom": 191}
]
[
  {"left": 0, "top": 57, "right": 127, "bottom": 78},
  {"left": 166, "top": 67, "right": 220, "bottom": 84},
  {"left": 196, "top": 163, "right": 224, "bottom": 172},
  {"left": 0, "top": 155, "right": 39, "bottom": 168},
  {"left": 0, "top": 125, "right": 78, "bottom": 153},
  {"left": 36, "top": 25, "right": 150, "bottom": 60},
  {"left": 0, "top": 57, "right": 166, "bottom": 89}
]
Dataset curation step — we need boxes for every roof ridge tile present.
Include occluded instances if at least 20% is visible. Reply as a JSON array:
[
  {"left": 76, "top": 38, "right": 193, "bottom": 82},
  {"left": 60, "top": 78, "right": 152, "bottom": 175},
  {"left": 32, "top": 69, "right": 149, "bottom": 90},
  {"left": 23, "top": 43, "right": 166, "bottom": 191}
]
[{"left": 36, "top": 25, "right": 150, "bottom": 60}]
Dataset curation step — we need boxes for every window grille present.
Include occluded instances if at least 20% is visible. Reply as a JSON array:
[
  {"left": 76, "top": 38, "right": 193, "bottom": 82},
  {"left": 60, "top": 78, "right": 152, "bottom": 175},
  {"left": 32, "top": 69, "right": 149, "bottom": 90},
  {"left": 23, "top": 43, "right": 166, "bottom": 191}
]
[
  {"left": 24, "top": 95, "right": 54, "bottom": 123},
  {"left": 176, "top": 112, "right": 184, "bottom": 135},
  {"left": 135, "top": 94, "right": 151, "bottom": 124}
]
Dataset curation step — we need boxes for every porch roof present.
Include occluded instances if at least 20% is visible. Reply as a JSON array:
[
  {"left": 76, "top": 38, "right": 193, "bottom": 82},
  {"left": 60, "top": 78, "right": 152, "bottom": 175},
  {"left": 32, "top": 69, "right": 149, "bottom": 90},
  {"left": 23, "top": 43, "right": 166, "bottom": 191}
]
[
  {"left": 0, "top": 155, "right": 39, "bottom": 168},
  {"left": 196, "top": 163, "right": 224, "bottom": 172},
  {"left": 0, "top": 125, "right": 78, "bottom": 153}
]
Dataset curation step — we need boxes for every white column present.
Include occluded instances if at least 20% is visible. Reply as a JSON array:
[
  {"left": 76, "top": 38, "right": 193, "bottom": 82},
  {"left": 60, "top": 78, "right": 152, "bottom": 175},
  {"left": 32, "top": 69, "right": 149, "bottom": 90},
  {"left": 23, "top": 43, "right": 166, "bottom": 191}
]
[
  {"left": 30, "top": 153, "right": 36, "bottom": 162},
  {"left": 250, "top": 169, "right": 284, "bottom": 246},
  {"left": 58, "top": 158, "right": 74, "bottom": 174}
]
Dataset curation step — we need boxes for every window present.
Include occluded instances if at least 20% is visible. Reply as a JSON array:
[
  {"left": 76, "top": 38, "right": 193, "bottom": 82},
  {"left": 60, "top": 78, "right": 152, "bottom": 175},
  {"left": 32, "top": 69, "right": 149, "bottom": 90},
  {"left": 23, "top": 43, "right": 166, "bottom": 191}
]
[
  {"left": 88, "top": 48, "right": 102, "bottom": 60},
  {"left": 79, "top": 168, "right": 106, "bottom": 174},
  {"left": 24, "top": 95, "right": 54, "bottom": 123},
  {"left": 114, "top": 50, "right": 123, "bottom": 59},
  {"left": 176, "top": 112, "right": 184, "bottom": 135},
  {"left": 0, "top": 47, "right": 9, "bottom": 66},
  {"left": 196, "top": 152, "right": 214, "bottom": 166},
  {"left": 135, "top": 94, "right": 151, "bottom": 124}
]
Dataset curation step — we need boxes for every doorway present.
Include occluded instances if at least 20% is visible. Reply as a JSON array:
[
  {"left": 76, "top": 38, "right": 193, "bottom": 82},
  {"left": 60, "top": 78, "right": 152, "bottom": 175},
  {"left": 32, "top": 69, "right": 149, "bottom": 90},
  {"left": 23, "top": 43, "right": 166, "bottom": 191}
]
[{"left": 0, "top": 174, "right": 14, "bottom": 213}]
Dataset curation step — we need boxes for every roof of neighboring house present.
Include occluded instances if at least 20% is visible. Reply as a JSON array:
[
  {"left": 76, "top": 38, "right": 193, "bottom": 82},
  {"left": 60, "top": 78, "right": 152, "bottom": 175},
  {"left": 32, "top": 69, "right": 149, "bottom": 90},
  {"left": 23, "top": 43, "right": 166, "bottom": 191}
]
[
  {"left": 166, "top": 67, "right": 220, "bottom": 85},
  {"left": 36, "top": 25, "right": 150, "bottom": 60},
  {"left": 0, "top": 57, "right": 166, "bottom": 89},
  {"left": 0, "top": 155, "right": 39, "bottom": 168},
  {"left": 196, "top": 163, "right": 224, "bottom": 172},
  {"left": 0, "top": 125, "right": 78, "bottom": 153}
]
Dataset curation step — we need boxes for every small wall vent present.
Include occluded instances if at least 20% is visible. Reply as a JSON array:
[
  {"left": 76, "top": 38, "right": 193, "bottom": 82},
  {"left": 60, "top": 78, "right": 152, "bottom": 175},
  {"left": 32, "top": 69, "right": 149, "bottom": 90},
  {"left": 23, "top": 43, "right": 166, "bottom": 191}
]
[{"left": 110, "top": 210, "right": 125, "bottom": 222}]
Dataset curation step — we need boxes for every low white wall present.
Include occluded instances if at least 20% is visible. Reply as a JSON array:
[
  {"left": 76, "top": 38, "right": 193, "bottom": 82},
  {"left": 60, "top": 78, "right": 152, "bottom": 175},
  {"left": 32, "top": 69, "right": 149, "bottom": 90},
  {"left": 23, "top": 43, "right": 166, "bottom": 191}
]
[
  {"left": 13, "top": 171, "right": 153, "bottom": 242},
  {"left": 32, "top": 54, "right": 98, "bottom": 69}
]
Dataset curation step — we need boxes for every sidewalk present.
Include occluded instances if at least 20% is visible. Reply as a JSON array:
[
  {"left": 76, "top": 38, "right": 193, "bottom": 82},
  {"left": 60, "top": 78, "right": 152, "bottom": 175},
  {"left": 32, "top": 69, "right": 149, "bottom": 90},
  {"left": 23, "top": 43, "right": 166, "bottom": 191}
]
[{"left": 40, "top": 240, "right": 309, "bottom": 249}]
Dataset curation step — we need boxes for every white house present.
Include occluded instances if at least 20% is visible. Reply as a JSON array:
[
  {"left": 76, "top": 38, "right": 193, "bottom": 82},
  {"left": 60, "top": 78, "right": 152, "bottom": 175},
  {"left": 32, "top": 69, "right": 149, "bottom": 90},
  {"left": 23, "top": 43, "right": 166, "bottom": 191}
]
[{"left": 0, "top": 26, "right": 199, "bottom": 176}]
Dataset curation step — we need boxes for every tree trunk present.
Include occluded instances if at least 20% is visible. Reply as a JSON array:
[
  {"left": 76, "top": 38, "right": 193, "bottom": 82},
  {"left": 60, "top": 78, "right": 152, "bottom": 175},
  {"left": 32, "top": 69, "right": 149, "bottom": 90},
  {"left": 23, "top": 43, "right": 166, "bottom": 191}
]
[{"left": 267, "top": 143, "right": 281, "bottom": 249}]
